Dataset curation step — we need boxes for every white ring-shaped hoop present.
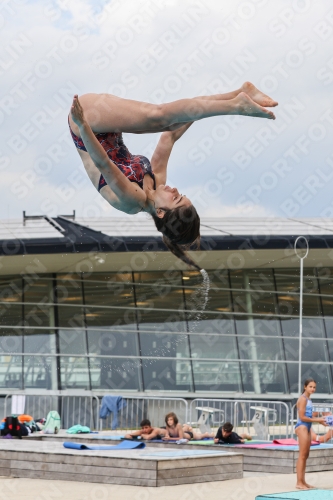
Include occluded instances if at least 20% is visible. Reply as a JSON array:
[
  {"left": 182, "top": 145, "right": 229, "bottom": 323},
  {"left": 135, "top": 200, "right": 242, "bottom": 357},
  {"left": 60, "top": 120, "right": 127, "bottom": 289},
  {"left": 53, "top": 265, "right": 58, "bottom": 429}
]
[{"left": 294, "top": 236, "right": 309, "bottom": 260}]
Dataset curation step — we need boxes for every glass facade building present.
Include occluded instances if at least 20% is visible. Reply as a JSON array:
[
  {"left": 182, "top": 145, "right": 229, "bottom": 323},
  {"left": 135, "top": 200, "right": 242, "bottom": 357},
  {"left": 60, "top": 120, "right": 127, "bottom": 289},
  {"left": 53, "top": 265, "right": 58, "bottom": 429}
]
[{"left": 1, "top": 267, "right": 332, "bottom": 396}]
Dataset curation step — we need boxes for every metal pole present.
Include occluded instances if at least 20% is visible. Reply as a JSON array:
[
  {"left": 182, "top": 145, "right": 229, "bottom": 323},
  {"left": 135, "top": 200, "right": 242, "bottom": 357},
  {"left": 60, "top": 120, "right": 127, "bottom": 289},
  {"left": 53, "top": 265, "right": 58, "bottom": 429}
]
[{"left": 294, "top": 236, "right": 309, "bottom": 395}]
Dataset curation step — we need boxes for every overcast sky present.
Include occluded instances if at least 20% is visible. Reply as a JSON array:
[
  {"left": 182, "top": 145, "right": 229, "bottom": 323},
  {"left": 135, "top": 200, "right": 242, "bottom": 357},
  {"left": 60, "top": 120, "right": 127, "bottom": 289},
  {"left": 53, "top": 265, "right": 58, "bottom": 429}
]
[{"left": 1, "top": 0, "right": 333, "bottom": 221}]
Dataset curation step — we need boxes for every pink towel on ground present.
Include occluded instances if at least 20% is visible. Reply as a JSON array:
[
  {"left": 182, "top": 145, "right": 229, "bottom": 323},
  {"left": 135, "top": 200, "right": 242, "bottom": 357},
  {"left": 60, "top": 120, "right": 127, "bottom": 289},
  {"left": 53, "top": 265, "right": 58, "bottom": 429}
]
[{"left": 272, "top": 438, "right": 320, "bottom": 446}]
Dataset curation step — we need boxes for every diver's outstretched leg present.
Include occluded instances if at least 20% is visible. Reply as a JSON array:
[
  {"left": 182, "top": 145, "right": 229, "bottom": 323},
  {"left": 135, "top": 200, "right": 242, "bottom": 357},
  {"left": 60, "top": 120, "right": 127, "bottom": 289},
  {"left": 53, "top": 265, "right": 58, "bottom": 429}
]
[
  {"left": 69, "top": 87, "right": 276, "bottom": 136},
  {"left": 195, "top": 81, "right": 278, "bottom": 107}
]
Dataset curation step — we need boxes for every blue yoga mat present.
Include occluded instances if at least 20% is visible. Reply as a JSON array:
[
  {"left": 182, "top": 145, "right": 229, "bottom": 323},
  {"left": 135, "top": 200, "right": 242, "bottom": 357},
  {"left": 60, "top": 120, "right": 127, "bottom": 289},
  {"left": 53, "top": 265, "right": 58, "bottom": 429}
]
[
  {"left": 63, "top": 440, "right": 145, "bottom": 450},
  {"left": 256, "top": 490, "right": 333, "bottom": 499}
]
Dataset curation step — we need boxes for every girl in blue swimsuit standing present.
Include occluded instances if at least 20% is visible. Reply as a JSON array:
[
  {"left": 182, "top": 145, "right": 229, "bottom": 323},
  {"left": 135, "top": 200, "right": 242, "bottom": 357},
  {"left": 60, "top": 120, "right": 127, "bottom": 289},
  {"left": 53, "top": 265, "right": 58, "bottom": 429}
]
[{"left": 295, "top": 378, "right": 327, "bottom": 490}]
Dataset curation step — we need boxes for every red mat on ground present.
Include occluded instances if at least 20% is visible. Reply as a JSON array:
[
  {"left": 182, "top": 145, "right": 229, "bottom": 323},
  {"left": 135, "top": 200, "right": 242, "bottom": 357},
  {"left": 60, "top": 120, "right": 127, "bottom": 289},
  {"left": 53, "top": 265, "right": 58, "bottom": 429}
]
[{"left": 272, "top": 438, "right": 319, "bottom": 446}]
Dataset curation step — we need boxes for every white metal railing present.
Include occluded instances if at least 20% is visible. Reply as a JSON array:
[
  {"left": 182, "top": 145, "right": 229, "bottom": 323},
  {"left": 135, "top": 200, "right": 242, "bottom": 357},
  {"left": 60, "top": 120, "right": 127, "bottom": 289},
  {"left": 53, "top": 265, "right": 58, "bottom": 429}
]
[
  {"left": 188, "top": 398, "right": 290, "bottom": 439},
  {"left": 99, "top": 396, "right": 188, "bottom": 432},
  {"left": 4, "top": 393, "right": 100, "bottom": 430}
]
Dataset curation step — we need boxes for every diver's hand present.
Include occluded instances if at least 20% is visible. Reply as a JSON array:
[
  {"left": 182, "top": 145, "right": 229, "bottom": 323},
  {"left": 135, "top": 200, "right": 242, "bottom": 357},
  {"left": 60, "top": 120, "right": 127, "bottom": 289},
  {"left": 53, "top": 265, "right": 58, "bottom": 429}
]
[{"left": 70, "top": 95, "right": 86, "bottom": 128}]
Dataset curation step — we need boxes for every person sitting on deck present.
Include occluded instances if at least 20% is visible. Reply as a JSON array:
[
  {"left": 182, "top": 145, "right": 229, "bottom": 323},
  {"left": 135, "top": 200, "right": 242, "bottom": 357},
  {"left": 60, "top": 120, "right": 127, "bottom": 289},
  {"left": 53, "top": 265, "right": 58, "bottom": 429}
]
[
  {"left": 214, "top": 422, "right": 252, "bottom": 444},
  {"left": 124, "top": 419, "right": 165, "bottom": 440}
]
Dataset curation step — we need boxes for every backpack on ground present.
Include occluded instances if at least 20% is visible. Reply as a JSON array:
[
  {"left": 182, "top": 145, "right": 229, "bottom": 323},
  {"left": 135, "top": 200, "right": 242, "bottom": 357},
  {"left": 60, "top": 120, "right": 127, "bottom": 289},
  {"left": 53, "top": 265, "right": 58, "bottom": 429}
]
[
  {"left": 44, "top": 411, "right": 61, "bottom": 434},
  {"left": 1, "top": 416, "right": 23, "bottom": 439}
]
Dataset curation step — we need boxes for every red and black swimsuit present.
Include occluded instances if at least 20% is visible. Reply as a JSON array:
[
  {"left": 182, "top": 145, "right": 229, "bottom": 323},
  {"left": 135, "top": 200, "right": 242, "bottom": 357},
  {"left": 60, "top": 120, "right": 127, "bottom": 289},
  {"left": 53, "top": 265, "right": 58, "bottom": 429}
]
[{"left": 69, "top": 124, "right": 155, "bottom": 192}]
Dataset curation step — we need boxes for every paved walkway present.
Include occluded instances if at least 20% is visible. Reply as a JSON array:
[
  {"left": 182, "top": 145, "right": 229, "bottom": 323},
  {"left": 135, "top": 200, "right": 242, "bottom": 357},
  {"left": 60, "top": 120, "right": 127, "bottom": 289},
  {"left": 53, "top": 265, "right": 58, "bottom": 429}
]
[{"left": 1, "top": 471, "right": 333, "bottom": 500}]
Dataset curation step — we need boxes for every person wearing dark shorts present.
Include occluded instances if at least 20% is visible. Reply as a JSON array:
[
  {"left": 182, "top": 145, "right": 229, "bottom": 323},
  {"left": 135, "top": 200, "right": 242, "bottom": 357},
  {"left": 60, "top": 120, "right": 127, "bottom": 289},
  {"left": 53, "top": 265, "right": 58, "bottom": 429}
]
[{"left": 214, "top": 422, "right": 251, "bottom": 444}]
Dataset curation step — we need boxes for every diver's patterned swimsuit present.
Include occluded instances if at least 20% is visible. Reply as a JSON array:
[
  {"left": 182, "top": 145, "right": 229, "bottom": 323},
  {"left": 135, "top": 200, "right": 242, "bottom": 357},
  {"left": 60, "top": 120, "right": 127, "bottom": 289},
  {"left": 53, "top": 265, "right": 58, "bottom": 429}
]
[{"left": 69, "top": 124, "right": 155, "bottom": 191}]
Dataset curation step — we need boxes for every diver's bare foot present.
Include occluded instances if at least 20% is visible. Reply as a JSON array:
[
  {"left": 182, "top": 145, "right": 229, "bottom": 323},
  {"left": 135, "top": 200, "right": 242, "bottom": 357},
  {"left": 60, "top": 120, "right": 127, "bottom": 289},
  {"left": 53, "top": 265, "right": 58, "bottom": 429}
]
[
  {"left": 305, "top": 483, "right": 315, "bottom": 489},
  {"left": 241, "top": 81, "right": 278, "bottom": 107},
  {"left": 296, "top": 483, "right": 309, "bottom": 490},
  {"left": 235, "top": 92, "right": 276, "bottom": 120}
]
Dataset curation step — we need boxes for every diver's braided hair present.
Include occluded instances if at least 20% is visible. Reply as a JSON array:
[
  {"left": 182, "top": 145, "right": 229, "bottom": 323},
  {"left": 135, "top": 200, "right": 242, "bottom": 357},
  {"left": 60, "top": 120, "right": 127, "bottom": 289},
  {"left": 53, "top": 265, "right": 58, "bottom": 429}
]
[{"left": 151, "top": 205, "right": 201, "bottom": 271}]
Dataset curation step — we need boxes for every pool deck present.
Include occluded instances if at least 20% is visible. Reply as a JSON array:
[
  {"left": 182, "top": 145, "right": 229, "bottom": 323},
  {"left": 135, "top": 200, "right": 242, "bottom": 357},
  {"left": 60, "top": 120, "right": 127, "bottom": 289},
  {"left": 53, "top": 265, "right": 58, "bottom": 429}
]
[
  {"left": 26, "top": 433, "right": 333, "bottom": 475},
  {"left": 0, "top": 439, "right": 242, "bottom": 487},
  {"left": 1, "top": 470, "right": 333, "bottom": 500}
]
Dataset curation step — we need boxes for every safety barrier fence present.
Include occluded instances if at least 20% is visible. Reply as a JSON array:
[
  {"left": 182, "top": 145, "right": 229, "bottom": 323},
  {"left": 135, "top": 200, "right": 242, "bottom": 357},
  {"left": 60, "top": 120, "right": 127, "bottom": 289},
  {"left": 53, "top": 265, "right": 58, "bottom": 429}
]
[
  {"left": 188, "top": 398, "right": 290, "bottom": 439},
  {"left": 99, "top": 396, "right": 188, "bottom": 432},
  {"left": 4, "top": 393, "right": 100, "bottom": 430},
  {"left": 3, "top": 393, "right": 291, "bottom": 437}
]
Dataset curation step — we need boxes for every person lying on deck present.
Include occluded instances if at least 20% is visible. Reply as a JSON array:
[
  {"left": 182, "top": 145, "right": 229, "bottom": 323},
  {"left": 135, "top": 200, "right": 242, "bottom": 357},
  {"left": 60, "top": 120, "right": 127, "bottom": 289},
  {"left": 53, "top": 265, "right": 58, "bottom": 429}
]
[
  {"left": 214, "top": 422, "right": 252, "bottom": 444},
  {"left": 162, "top": 412, "right": 186, "bottom": 441},
  {"left": 124, "top": 419, "right": 165, "bottom": 440},
  {"left": 182, "top": 424, "right": 214, "bottom": 440}
]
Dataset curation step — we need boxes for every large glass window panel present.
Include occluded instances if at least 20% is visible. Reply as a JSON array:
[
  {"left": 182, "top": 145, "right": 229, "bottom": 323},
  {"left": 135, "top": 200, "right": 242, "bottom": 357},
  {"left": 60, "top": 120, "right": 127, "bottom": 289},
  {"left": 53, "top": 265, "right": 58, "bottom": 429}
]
[
  {"left": 303, "top": 318, "right": 325, "bottom": 338},
  {"left": 134, "top": 271, "right": 183, "bottom": 313},
  {"left": 57, "top": 306, "right": 84, "bottom": 328},
  {"left": 138, "top": 311, "right": 187, "bottom": 334},
  {"left": 238, "top": 336, "right": 285, "bottom": 361},
  {"left": 284, "top": 339, "right": 328, "bottom": 363},
  {"left": 280, "top": 317, "right": 299, "bottom": 337},
  {"left": 318, "top": 272, "right": 333, "bottom": 316},
  {"left": 60, "top": 356, "right": 90, "bottom": 389},
  {"left": 303, "top": 293, "right": 322, "bottom": 318},
  {"left": 0, "top": 278, "right": 22, "bottom": 326},
  {"left": 188, "top": 315, "right": 234, "bottom": 336},
  {"left": 281, "top": 317, "right": 326, "bottom": 339},
  {"left": 0, "top": 328, "right": 22, "bottom": 353},
  {"left": 140, "top": 333, "right": 189, "bottom": 358},
  {"left": 326, "top": 340, "right": 333, "bottom": 361},
  {"left": 0, "top": 277, "right": 22, "bottom": 302},
  {"left": 135, "top": 286, "right": 186, "bottom": 333},
  {"left": 235, "top": 316, "right": 280, "bottom": 336},
  {"left": 90, "top": 357, "right": 141, "bottom": 391},
  {"left": 276, "top": 271, "right": 321, "bottom": 318},
  {"left": 188, "top": 313, "right": 235, "bottom": 335},
  {"left": 87, "top": 329, "right": 139, "bottom": 357},
  {"left": 134, "top": 271, "right": 182, "bottom": 287},
  {"left": 275, "top": 270, "right": 300, "bottom": 317},
  {"left": 24, "top": 329, "right": 56, "bottom": 354},
  {"left": 84, "top": 306, "right": 137, "bottom": 329},
  {"left": 190, "top": 334, "right": 238, "bottom": 359},
  {"left": 142, "top": 358, "right": 192, "bottom": 391},
  {"left": 56, "top": 274, "right": 83, "bottom": 304},
  {"left": 23, "top": 355, "right": 57, "bottom": 389},
  {"left": 83, "top": 273, "right": 135, "bottom": 309},
  {"left": 322, "top": 297, "right": 333, "bottom": 317},
  {"left": 0, "top": 304, "right": 22, "bottom": 326},
  {"left": 324, "top": 319, "right": 333, "bottom": 339},
  {"left": 318, "top": 271, "right": 333, "bottom": 293},
  {"left": 134, "top": 271, "right": 185, "bottom": 332},
  {"left": 196, "top": 291, "right": 232, "bottom": 314},
  {"left": 59, "top": 328, "right": 87, "bottom": 355},
  {"left": 186, "top": 278, "right": 233, "bottom": 332},
  {"left": 230, "top": 270, "right": 276, "bottom": 315},
  {"left": 204, "top": 269, "right": 230, "bottom": 288},
  {"left": 0, "top": 355, "right": 22, "bottom": 388},
  {"left": 23, "top": 276, "right": 52, "bottom": 304},
  {"left": 192, "top": 361, "right": 241, "bottom": 391},
  {"left": 24, "top": 306, "right": 53, "bottom": 328},
  {"left": 274, "top": 270, "right": 300, "bottom": 292},
  {"left": 241, "top": 362, "right": 288, "bottom": 393},
  {"left": 286, "top": 363, "right": 331, "bottom": 394}
]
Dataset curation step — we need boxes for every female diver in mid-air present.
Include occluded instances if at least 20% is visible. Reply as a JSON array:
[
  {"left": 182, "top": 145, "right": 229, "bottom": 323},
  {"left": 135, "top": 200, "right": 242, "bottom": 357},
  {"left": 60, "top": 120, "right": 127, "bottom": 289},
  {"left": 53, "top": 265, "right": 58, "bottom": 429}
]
[{"left": 69, "top": 83, "right": 278, "bottom": 269}]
